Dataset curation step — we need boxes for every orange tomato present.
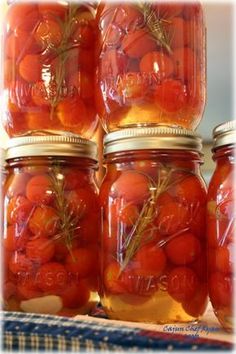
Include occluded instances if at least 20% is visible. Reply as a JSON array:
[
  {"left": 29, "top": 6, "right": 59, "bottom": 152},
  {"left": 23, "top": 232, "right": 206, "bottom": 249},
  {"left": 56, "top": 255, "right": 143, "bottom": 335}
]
[
  {"left": 103, "top": 261, "right": 126, "bottom": 294},
  {"left": 26, "top": 237, "right": 55, "bottom": 264},
  {"left": 140, "top": 51, "right": 174, "bottom": 79},
  {"left": 133, "top": 243, "right": 166, "bottom": 277},
  {"left": 34, "top": 18, "right": 62, "bottom": 49},
  {"left": 36, "top": 262, "right": 68, "bottom": 292},
  {"left": 19, "top": 55, "right": 42, "bottom": 83},
  {"left": 165, "top": 232, "right": 201, "bottom": 265},
  {"left": 155, "top": 201, "right": 189, "bottom": 235},
  {"left": 167, "top": 266, "right": 199, "bottom": 302},
  {"left": 69, "top": 71, "right": 94, "bottom": 99},
  {"left": 209, "top": 272, "right": 233, "bottom": 308},
  {"left": 28, "top": 206, "right": 59, "bottom": 237},
  {"left": 4, "top": 59, "right": 16, "bottom": 87},
  {"left": 26, "top": 110, "right": 61, "bottom": 130},
  {"left": 26, "top": 174, "right": 53, "bottom": 204},
  {"left": 3, "top": 225, "right": 29, "bottom": 252},
  {"left": 111, "top": 171, "right": 150, "bottom": 203},
  {"left": 31, "top": 81, "right": 50, "bottom": 107},
  {"left": 7, "top": 196, "right": 34, "bottom": 225},
  {"left": 155, "top": 79, "right": 188, "bottom": 113},
  {"left": 5, "top": 172, "right": 31, "bottom": 198},
  {"left": 60, "top": 281, "right": 90, "bottom": 309},
  {"left": 121, "top": 29, "right": 157, "bottom": 58},
  {"left": 9, "top": 253, "right": 33, "bottom": 275},
  {"left": 56, "top": 96, "right": 87, "bottom": 129},
  {"left": 65, "top": 247, "right": 97, "bottom": 278}
]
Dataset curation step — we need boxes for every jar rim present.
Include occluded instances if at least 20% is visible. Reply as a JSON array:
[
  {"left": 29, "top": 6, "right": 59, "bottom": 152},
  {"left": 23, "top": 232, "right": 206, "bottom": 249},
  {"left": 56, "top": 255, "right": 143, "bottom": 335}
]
[
  {"left": 5, "top": 132, "right": 98, "bottom": 162},
  {"left": 104, "top": 126, "right": 202, "bottom": 155},
  {"left": 213, "top": 120, "right": 236, "bottom": 149}
]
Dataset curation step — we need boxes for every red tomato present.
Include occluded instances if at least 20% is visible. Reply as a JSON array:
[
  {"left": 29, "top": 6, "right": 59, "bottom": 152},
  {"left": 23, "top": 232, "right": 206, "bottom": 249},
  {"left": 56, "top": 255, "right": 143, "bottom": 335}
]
[
  {"left": 26, "top": 109, "right": 62, "bottom": 131},
  {"left": 71, "top": 22, "right": 94, "bottom": 48},
  {"left": 26, "top": 174, "right": 53, "bottom": 204},
  {"left": 173, "top": 47, "right": 196, "bottom": 81},
  {"left": 209, "top": 272, "right": 233, "bottom": 308},
  {"left": 65, "top": 247, "right": 97, "bottom": 278},
  {"left": 3, "top": 225, "right": 29, "bottom": 252},
  {"left": 189, "top": 205, "right": 206, "bottom": 239},
  {"left": 6, "top": 3, "right": 39, "bottom": 32},
  {"left": 103, "top": 261, "right": 126, "bottom": 294},
  {"left": 26, "top": 237, "right": 55, "bottom": 264},
  {"left": 6, "top": 172, "right": 31, "bottom": 198},
  {"left": 60, "top": 281, "right": 90, "bottom": 309},
  {"left": 119, "top": 204, "right": 139, "bottom": 227},
  {"left": 78, "top": 49, "right": 94, "bottom": 73},
  {"left": 164, "top": 17, "right": 190, "bottom": 49},
  {"left": 153, "top": 2, "right": 184, "bottom": 18},
  {"left": 140, "top": 51, "right": 174, "bottom": 79},
  {"left": 9, "top": 253, "right": 33, "bottom": 275},
  {"left": 102, "top": 220, "right": 118, "bottom": 253},
  {"left": 7, "top": 196, "right": 34, "bottom": 225},
  {"left": 38, "top": 3, "right": 68, "bottom": 19},
  {"left": 78, "top": 212, "right": 100, "bottom": 244},
  {"left": 29, "top": 206, "right": 59, "bottom": 237},
  {"left": 183, "top": 2, "right": 202, "bottom": 20},
  {"left": 112, "top": 4, "right": 144, "bottom": 32},
  {"left": 3, "top": 281, "right": 17, "bottom": 300},
  {"left": 133, "top": 243, "right": 166, "bottom": 277},
  {"left": 111, "top": 171, "right": 150, "bottom": 203},
  {"left": 69, "top": 71, "right": 94, "bottom": 99},
  {"left": 56, "top": 96, "right": 87, "bottom": 129},
  {"left": 63, "top": 170, "right": 87, "bottom": 190},
  {"left": 19, "top": 55, "right": 42, "bottom": 83},
  {"left": 34, "top": 18, "right": 62, "bottom": 49},
  {"left": 182, "top": 283, "right": 208, "bottom": 317},
  {"left": 66, "top": 187, "right": 97, "bottom": 218},
  {"left": 155, "top": 201, "right": 189, "bottom": 235},
  {"left": 36, "top": 262, "right": 68, "bottom": 292},
  {"left": 167, "top": 266, "right": 199, "bottom": 302},
  {"left": 172, "top": 175, "right": 207, "bottom": 206},
  {"left": 121, "top": 29, "right": 157, "bottom": 58},
  {"left": 165, "top": 232, "right": 201, "bottom": 265},
  {"left": 155, "top": 79, "right": 188, "bottom": 113},
  {"left": 215, "top": 245, "right": 234, "bottom": 274},
  {"left": 17, "top": 278, "right": 42, "bottom": 300},
  {"left": 191, "top": 252, "right": 207, "bottom": 279},
  {"left": 117, "top": 72, "right": 148, "bottom": 100},
  {"left": 100, "top": 49, "right": 128, "bottom": 77}
]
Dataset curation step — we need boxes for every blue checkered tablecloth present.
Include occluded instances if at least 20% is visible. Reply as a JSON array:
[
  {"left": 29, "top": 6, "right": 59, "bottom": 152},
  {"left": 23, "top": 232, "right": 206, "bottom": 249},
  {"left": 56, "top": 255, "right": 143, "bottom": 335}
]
[{"left": 1, "top": 311, "right": 233, "bottom": 352}]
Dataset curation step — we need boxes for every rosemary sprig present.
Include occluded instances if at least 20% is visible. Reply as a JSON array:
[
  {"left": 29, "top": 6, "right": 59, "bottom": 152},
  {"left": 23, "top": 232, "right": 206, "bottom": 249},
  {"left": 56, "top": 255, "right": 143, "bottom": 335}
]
[
  {"left": 136, "top": 2, "right": 172, "bottom": 54},
  {"left": 49, "top": 164, "right": 85, "bottom": 257},
  {"left": 49, "top": 3, "right": 81, "bottom": 119}
]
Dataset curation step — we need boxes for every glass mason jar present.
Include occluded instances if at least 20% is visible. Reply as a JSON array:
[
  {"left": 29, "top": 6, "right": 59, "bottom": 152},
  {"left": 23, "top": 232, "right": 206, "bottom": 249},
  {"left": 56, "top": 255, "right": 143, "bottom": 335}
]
[
  {"left": 207, "top": 121, "right": 236, "bottom": 332},
  {"left": 96, "top": 1, "right": 206, "bottom": 132},
  {"left": 2, "top": 135, "right": 100, "bottom": 317},
  {"left": 100, "top": 127, "right": 208, "bottom": 323},
  {"left": 3, "top": 1, "right": 98, "bottom": 138}
]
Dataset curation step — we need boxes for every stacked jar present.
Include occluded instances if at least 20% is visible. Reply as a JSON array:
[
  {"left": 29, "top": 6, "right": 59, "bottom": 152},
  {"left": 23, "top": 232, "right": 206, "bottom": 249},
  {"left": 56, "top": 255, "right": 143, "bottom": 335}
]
[
  {"left": 97, "top": 1, "right": 208, "bottom": 324},
  {"left": 2, "top": 1, "right": 101, "bottom": 317},
  {"left": 2, "top": 136, "right": 100, "bottom": 316},
  {"left": 207, "top": 121, "right": 236, "bottom": 332}
]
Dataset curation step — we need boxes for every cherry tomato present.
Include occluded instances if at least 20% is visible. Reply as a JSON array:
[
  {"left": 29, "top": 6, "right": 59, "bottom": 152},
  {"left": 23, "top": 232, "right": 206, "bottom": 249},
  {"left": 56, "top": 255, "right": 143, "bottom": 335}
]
[
  {"left": 102, "top": 220, "right": 118, "bottom": 254},
  {"left": 9, "top": 253, "right": 33, "bottom": 275},
  {"left": 66, "top": 188, "right": 97, "bottom": 218},
  {"left": 6, "top": 3, "right": 39, "bottom": 32},
  {"left": 31, "top": 81, "right": 50, "bottom": 107},
  {"left": 189, "top": 205, "right": 206, "bottom": 239},
  {"left": 38, "top": 3, "right": 68, "bottom": 19},
  {"left": 103, "top": 261, "right": 126, "bottom": 294},
  {"left": 155, "top": 201, "right": 189, "bottom": 235},
  {"left": 173, "top": 47, "right": 196, "bottom": 81},
  {"left": 26, "top": 109, "right": 61, "bottom": 130},
  {"left": 71, "top": 21, "right": 94, "bottom": 48},
  {"left": 100, "top": 49, "right": 128, "bottom": 77},
  {"left": 19, "top": 55, "right": 42, "bottom": 83},
  {"left": 111, "top": 171, "right": 150, "bottom": 203},
  {"left": 112, "top": 4, "right": 144, "bottom": 32},
  {"left": 7, "top": 195, "right": 34, "bottom": 225},
  {"left": 69, "top": 71, "right": 94, "bottom": 99},
  {"left": 155, "top": 79, "right": 188, "bottom": 113},
  {"left": 56, "top": 96, "right": 87, "bottom": 129},
  {"left": 60, "top": 281, "right": 90, "bottom": 309},
  {"left": 3, "top": 225, "right": 29, "bottom": 252},
  {"left": 167, "top": 266, "right": 199, "bottom": 302},
  {"left": 29, "top": 206, "right": 59, "bottom": 237},
  {"left": 182, "top": 283, "right": 208, "bottom": 317},
  {"left": 165, "top": 232, "right": 201, "bottom": 265},
  {"left": 3, "top": 281, "right": 17, "bottom": 300},
  {"left": 4, "top": 59, "right": 15, "bottom": 87},
  {"left": 17, "top": 278, "right": 42, "bottom": 300},
  {"left": 26, "top": 237, "right": 55, "bottom": 264},
  {"left": 117, "top": 72, "right": 148, "bottom": 100},
  {"left": 34, "top": 18, "right": 62, "bottom": 49},
  {"left": 121, "top": 29, "right": 157, "bottom": 58},
  {"left": 140, "top": 51, "right": 174, "bottom": 79},
  {"left": 164, "top": 17, "right": 190, "bottom": 49},
  {"left": 26, "top": 174, "right": 53, "bottom": 204},
  {"left": 215, "top": 245, "right": 234, "bottom": 274},
  {"left": 78, "top": 212, "right": 100, "bottom": 244},
  {"left": 63, "top": 170, "right": 87, "bottom": 190},
  {"left": 154, "top": 2, "right": 184, "bottom": 18},
  {"left": 36, "top": 262, "right": 68, "bottom": 292},
  {"left": 6, "top": 172, "right": 31, "bottom": 198},
  {"left": 78, "top": 49, "right": 94, "bottom": 73},
  {"left": 65, "top": 247, "right": 97, "bottom": 278},
  {"left": 209, "top": 272, "right": 233, "bottom": 308},
  {"left": 172, "top": 175, "right": 207, "bottom": 206},
  {"left": 133, "top": 243, "right": 166, "bottom": 277},
  {"left": 119, "top": 203, "right": 139, "bottom": 227}
]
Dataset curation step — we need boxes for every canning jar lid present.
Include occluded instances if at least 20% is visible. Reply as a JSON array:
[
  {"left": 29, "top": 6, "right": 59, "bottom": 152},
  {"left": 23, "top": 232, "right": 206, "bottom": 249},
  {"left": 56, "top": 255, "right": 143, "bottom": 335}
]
[
  {"left": 213, "top": 120, "right": 236, "bottom": 149},
  {"left": 0, "top": 148, "right": 5, "bottom": 167},
  {"left": 104, "top": 126, "right": 202, "bottom": 155},
  {"left": 5, "top": 132, "right": 98, "bottom": 161}
]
